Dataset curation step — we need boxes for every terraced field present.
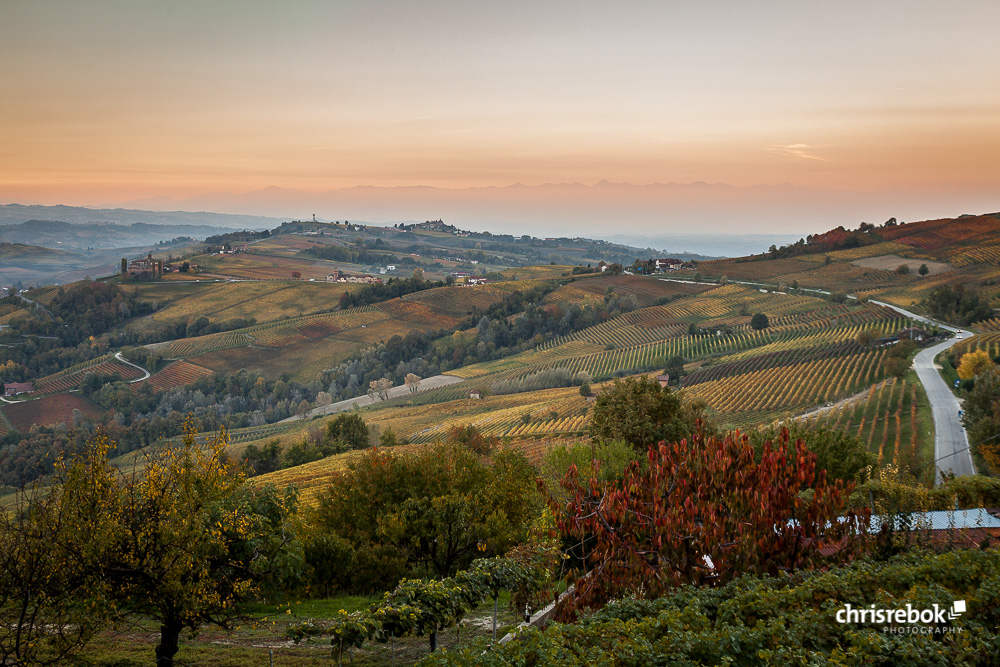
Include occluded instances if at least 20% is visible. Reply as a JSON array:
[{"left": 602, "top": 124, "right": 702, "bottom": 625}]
[
  {"left": 33, "top": 356, "right": 146, "bottom": 395},
  {"left": 141, "top": 360, "right": 215, "bottom": 392},
  {"left": 158, "top": 331, "right": 256, "bottom": 358},
  {"left": 136, "top": 280, "right": 351, "bottom": 326}
]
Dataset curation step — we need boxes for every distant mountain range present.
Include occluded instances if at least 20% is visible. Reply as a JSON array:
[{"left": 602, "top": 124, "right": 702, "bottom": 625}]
[
  {"left": 0, "top": 214, "right": 274, "bottom": 253},
  {"left": 115, "top": 181, "right": 999, "bottom": 238},
  {"left": 0, "top": 203, "right": 280, "bottom": 231}
]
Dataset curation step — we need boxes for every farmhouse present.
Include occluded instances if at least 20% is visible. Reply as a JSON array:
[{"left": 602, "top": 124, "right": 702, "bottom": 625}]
[
  {"left": 128, "top": 253, "right": 162, "bottom": 277},
  {"left": 654, "top": 258, "right": 684, "bottom": 272},
  {"left": 338, "top": 274, "right": 382, "bottom": 284},
  {"left": 896, "top": 327, "right": 932, "bottom": 342},
  {"left": 469, "top": 389, "right": 483, "bottom": 399},
  {"left": 4, "top": 381, "right": 34, "bottom": 397}
]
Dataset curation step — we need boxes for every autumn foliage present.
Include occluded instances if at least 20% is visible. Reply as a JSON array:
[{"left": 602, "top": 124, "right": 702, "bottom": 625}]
[{"left": 549, "top": 428, "right": 869, "bottom": 619}]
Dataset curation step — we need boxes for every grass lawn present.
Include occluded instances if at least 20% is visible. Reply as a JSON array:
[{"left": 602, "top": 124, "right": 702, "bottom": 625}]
[{"left": 73, "top": 592, "right": 523, "bottom": 666}]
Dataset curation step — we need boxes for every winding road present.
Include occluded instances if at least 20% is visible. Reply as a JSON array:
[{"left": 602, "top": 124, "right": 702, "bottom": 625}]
[
  {"left": 667, "top": 278, "right": 977, "bottom": 480},
  {"left": 870, "top": 301, "right": 976, "bottom": 479},
  {"left": 114, "top": 351, "right": 151, "bottom": 383}
]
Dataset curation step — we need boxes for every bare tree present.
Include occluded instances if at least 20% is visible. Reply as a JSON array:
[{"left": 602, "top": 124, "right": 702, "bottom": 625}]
[
  {"left": 369, "top": 377, "right": 393, "bottom": 401},
  {"left": 404, "top": 373, "right": 421, "bottom": 394}
]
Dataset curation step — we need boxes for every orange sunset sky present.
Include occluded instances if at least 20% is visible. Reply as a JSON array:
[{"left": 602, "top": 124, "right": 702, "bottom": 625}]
[{"left": 1, "top": 1, "right": 998, "bottom": 234}]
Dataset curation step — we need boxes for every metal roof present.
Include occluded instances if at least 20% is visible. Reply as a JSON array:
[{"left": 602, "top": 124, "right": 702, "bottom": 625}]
[{"left": 871, "top": 508, "right": 1000, "bottom": 532}]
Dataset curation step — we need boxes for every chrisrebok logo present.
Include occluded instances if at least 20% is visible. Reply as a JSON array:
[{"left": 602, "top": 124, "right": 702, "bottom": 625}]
[{"left": 836, "top": 600, "right": 966, "bottom": 634}]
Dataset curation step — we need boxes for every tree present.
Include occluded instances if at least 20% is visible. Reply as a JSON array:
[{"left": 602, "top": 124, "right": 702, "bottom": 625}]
[
  {"left": 292, "top": 271, "right": 302, "bottom": 279},
  {"left": 895, "top": 264, "right": 910, "bottom": 275},
  {"left": 243, "top": 439, "right": 282, "bottom": 475},
  {"left": 750, "top": 312, "right": 770, "bottom": 330},
  {"left": 664, "top": 355, "right": 686, "bottom": 384},
  {"left": 752, "top": 424, "right": 875, "bottom": 485},
  {"left": 958, "top": 349, "right": 995, "bottom": 381},
  {"left": 412, "top": 267, "right": 424, "bottom": 281},
  {"left": 963, "top": 368, "right": 1000, "bottom": 474},
  {"left": 578, "top": 381, "right": 592, "bottom": 397},
  {"left": 368, "top": 377, "right": 392, "bottom": 401},
  {"left": 120, "top": 257, "right": 127, "bottom": 275},
  {"left": 10, "top": 427, "right": 300, "bottom": 667},
  {"left": 855, "top": 328, "right": 876, "bottom": 347},
  {"left": 323, "top": 412, "right": 370, "bottom": 452},
  {"left": 549, "top": 430, "right": 866, "bottom": 619},
  {"left": 404, "top": 372, "right": 421, "bottom": 394},
  {"left": 918, "top": 263, "right": 929, "bottom": 276},
  {"left": 312, "top": 443, "right": 538, "bottom": 591},
  {"left": 590, "top": 376, "right": 708, "bottom": 450},
  {"left": 446, "top": 424, "right": 498, "bottom": 455},
  {"left": 107, "top": 427, "right": 300, "bottom": 666},
  {"left": 179, "top": 261, "right": 190, "bottom": 273},
  {"left": 0, "top": 460, "right": 118, "bottom": 665}
]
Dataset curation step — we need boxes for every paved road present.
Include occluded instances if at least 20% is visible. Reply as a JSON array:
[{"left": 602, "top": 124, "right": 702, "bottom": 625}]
[
  {"left": 869, "top": 301, "right": 976, "bottom": 479},
  {"left": 652, "top": 278, "right": 978, "bottom": 480},
  {"left": 114, "top": 351, "right": 151, "bottom": 383},
  {"left": 280, "top": 374, "right": 465, "bottom": 423}
]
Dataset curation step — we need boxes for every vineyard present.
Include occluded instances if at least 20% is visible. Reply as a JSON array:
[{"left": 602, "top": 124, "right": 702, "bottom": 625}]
[
  {"left": 362, "top": 386, "right": 593, "bottom": 445},
  {"left": 245, "top": 307, "right": 390, "bottom": 348},
  {"left": 144, "top": 280, "right": 351, "bottom": 326},
  {"left": 684, "top": 348, "right": 889, "bottom": 427},
  {"left": 974, "top": 318, "right": 1000, "bottom": 333},
  {"left": 541, "top": 275, "right": 713, "bottom": 307},
  {"left": 398, "top": 284, "right": 512, "bottom": 320},
  {"left": 950, "top": 332, "right": 1000, "bottom": 360},
  {"left": 3, "top": 393, "right": 102, "bottom": 432},
  {"left": 158, "top": 331, "right": 256, "bottom": 358},
  {"left": 373, "top": 289, "right": 909, "bottom": 426},
  {"left": 798, "top": 374, "right": 932, "bottom": 481},
  {"left": 23, "top": 284, "right": 62, "bottom": 306},
  {"left": 33, "top": 356, "right": 146, "bottom": 395},
  {"left": 187, "top": 252, "right": 335, "bottom": 280},
  {"left": 141, "top": 360, "right": 215, "bottom": 392},
  {"left": 693, "top": 257, "right": 823, "bottom": 282}
]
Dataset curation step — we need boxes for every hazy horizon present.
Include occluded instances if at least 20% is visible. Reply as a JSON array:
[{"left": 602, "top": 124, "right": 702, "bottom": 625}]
[{"left": 2, "top": 1, "right": 998, "bottom": 234}]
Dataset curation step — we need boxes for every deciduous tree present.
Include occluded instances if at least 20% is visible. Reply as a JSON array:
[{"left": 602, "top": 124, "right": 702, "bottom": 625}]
[
  {"left": 750, "top": 312, "right": 770, "bottom": 330},
  {"left": 589, "top": 376, "right": 709, "bottom": 450},
  {"left": 549, "top": 429, "right": 867, "bottom": 620},
  {"left": 958, "top": 349, "right": 995, "bottom": 380}
]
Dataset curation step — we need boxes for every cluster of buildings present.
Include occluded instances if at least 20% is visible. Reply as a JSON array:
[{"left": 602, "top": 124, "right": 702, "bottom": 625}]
[
  {"left": 654, "top": 258, "right": 687, "bottom": 272},
  {"left": 3, "top": 381, "right": 34, "bottom": 397},
  {"left": 449, "top": 272, "right": 489, "bottom": 285},
  {"left": 325, "top": 269, "right": 383, "bottom": 285},
  {"left": 125, "top": 254, "right": 163, "bottom": 278}
]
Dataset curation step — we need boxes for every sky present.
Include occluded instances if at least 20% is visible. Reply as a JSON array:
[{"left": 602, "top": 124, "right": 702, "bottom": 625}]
[{"left": 1, "top": 0, "right": 999, "bottom": 234}]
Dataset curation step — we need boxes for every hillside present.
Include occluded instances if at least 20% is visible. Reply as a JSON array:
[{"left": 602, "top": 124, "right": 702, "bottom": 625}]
[
  {"left": 683, "top": 213, "right": 1000, "bottom": 313},
  {"left": 2, "top": 212, "right": 998, "bottom": 503}
]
